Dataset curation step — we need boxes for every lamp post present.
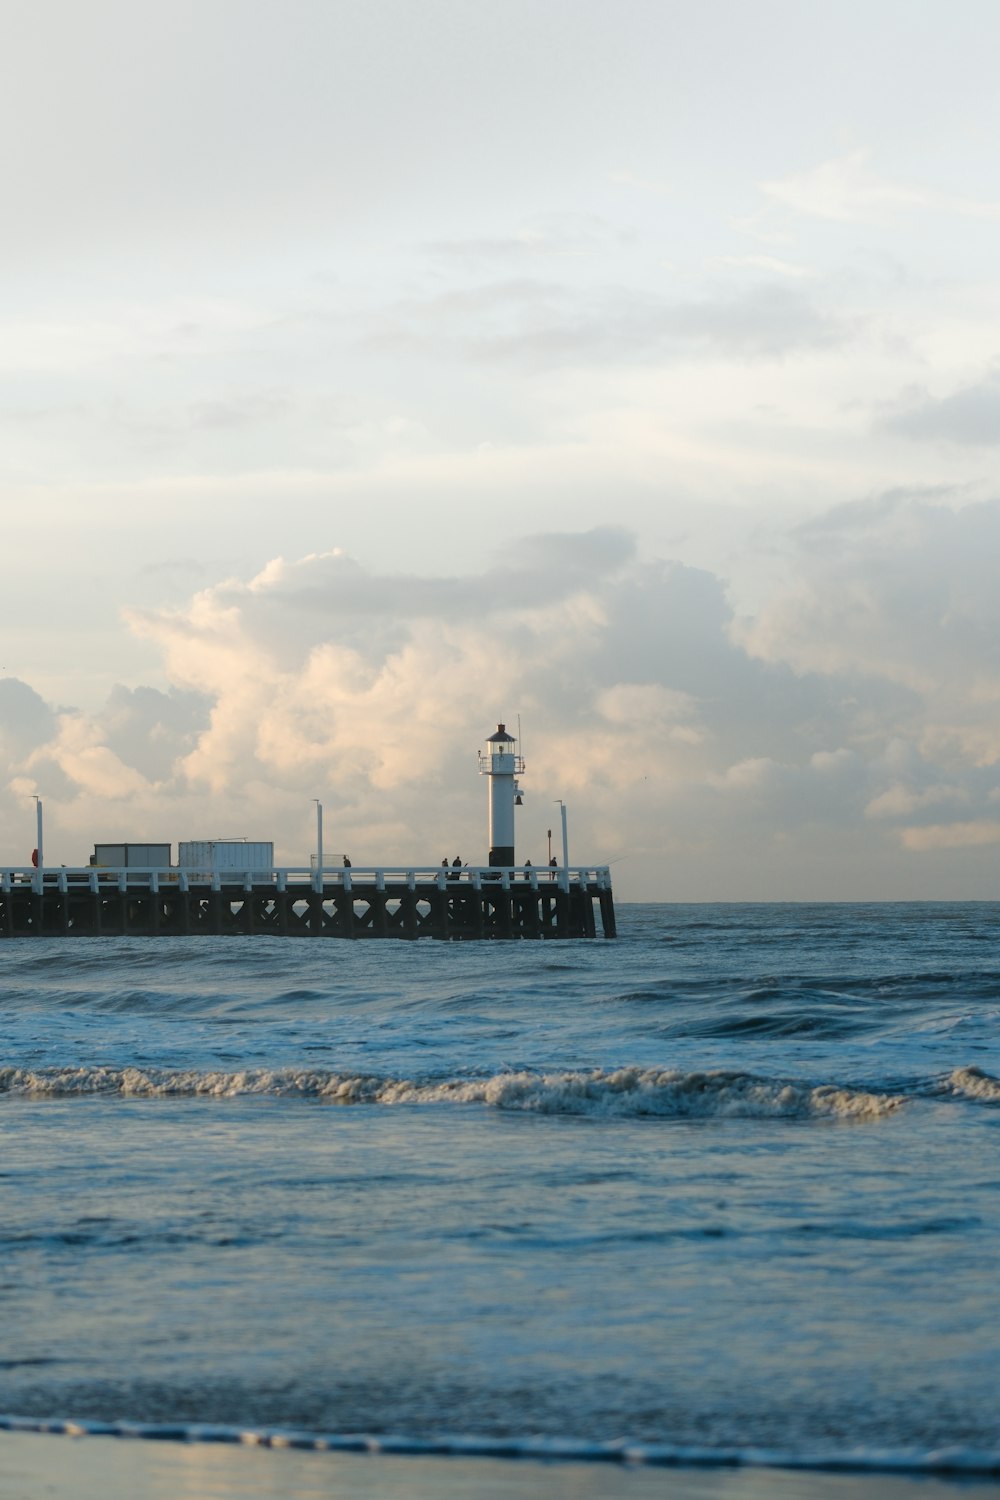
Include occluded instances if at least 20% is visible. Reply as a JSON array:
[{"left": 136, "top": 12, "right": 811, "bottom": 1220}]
[
  {"left": 33, "top": 795, "right": 44, "bottom": 882},
  {"left": 555, "top": 799, "right": 569, "bottom": 870},
  {"left": 313, "top": 799, "right": 324, "bottom": 891}
]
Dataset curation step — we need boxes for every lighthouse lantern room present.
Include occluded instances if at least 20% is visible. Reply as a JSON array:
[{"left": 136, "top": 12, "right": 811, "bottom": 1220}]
[{"left": 478, "top": 723, "right": 525, "bottom": 867}]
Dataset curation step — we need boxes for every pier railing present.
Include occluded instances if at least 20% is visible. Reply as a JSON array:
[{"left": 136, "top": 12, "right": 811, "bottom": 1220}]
[{"left": 0, "top": 864, "right": 612, "bottom": 896}]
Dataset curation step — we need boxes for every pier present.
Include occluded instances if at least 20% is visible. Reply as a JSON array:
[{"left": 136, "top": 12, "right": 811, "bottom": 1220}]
[{"left": 0, "top": 865, "right": 617, "bottom": 941}]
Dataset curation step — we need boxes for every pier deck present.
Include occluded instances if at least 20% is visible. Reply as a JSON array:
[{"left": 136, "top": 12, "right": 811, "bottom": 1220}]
[{"left": 0, "top": 866, "right": 616, "bottom": 941}]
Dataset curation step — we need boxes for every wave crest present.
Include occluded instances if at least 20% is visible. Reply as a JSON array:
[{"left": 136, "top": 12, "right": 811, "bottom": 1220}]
[
  {"left": 941, "top": 1065, "right": 1000, "bottom": 1102},
  {"left": 0, "top": 1064, "right": 902, "bottom": 1119}
]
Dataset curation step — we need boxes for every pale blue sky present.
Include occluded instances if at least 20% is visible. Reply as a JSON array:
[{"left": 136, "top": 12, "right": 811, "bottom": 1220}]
[{"left": 4, "top": 0, "right": 1000, "bottom": 897}]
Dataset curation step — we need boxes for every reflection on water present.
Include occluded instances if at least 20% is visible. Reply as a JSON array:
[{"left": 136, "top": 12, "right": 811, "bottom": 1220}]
[{"left": 2, "top": 1435, "right": 999, "bottom": 1500}]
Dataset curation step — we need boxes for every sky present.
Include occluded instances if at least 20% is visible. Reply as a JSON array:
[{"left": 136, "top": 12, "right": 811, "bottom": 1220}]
[{"left": 4, "top": 0, "right": 1000, "bottom": 899}]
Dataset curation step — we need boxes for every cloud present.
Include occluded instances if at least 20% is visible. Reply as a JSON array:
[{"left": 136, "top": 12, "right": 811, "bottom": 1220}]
[
  {"left": 0, "top": 678, "right": 56, "bottom": 759},
  {"left": 129, "top": 528, "right": 636, "bottom": 678},
  {"left": 709, "top": 255, "right": 812, "bottom": 280},
  {"left": 93, "top": 684, "right": 212, "bottom": 782},
  {"left": 0, "top": 532, "right": 837, "bottom": 881},
  {"left": 761, "top": 148, "right": 1000, "bottom": 225},
  {"left": 882, "top": 372, "right": 1000, "bottom": 446},
  {"left": 610, "top": 169, "right": 671, "bottom": 198},
  {"left": 9, "top": 688, "right": 208, "bottom": 799},
  {"left": 865, "top": 782, "right": 968, "bottom": 819},
  {"left": 366, "top": 279, "right": 848, "bottom": 369},
  {"left": 425, "top": 213, "right": 632, "bottom": 266},
  {"left": 7, "top": 517, "right": 1000, "bottom": 898},
  {"left": 105, "top": 532, "right": 985, "bottom": 883},
  {"left": 901, "top": 820, "right": 1000, "bottom": 851},
  {"left": 123, "top": 537, "right": 721, "bottom": 809},
  {"left": 793, "top": 485, "right": 967, "bottom": 541},
  {"left": 739, "top": 497, "right": 1000, "bottom": 815}
]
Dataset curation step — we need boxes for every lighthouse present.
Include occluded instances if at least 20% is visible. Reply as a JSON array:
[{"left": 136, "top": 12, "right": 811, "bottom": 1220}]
[{"left": 478, "top": 723, "right": 524, "bottom": 867}]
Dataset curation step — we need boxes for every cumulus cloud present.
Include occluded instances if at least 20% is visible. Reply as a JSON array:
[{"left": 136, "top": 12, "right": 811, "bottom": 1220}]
[
  {"left": 0, "top": 678, "right": 56, "bottom": 758},
  {"left": 0, "top": 681, "right": 212, "bottom": 853},
  {"left": 120, "top": 535, "right": 723, "bottom": 818},
  {"left": 737, "top": 497, "right": 1000, "bottom": 865},
  {"left": 741, "top": 495, "right": 1000, "bottom": 716},
  {"left": 92, "top": 685, "right": 211, "bottom": 782},
  {"left": 6, "top": 513, "right": 1000, "bottom": 898},
  {"left": 0, "top": 531, "right": 837, "bottom": 882}
]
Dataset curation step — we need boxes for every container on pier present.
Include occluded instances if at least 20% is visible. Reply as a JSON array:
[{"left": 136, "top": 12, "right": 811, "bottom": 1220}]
[
  {"left": 92, "top": 843, "right": 172, "bottom": 869},
  {"left": 177, "top": 840, "right": 275, "bottom": 882}
]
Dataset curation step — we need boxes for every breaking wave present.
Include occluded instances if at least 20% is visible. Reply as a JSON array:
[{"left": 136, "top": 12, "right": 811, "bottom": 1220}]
[
  {"left": 939, "top": 1065, "right": 1000, "bottom": 1102},
  {"left": 0, "top": 1064, "right": 902, "bottom": 1119}
]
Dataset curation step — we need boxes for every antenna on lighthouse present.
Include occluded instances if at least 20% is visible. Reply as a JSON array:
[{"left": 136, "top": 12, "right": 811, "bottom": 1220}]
[{"left": 478, "top": 721, "right": 525, "bottom": 867}]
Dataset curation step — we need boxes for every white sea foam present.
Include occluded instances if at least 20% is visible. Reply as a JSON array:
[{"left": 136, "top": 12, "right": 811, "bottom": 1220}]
[
  {"left": 941, "top": 1065, "right": 1000, "bottom": 1103},
  {"left": 0, "top": 1064, "right": 902, "bottom": 1118},
  {"left": 3, "top": 1413, "right": 1000, "bottom": 1476}
]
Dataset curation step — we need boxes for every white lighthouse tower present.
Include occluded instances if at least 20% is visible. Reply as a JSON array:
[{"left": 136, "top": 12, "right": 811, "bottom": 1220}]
[{"left": 478, "top": 723, "right": 524, "bottom": 867}]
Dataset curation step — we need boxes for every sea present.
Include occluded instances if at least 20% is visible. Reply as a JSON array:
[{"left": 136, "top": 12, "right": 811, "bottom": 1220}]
[{"left": 2, "top": 902, "right": 1000, "bottom": 1496}]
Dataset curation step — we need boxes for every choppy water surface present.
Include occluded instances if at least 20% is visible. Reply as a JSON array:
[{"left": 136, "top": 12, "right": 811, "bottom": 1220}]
[{"left": 2, "top": 903, "right": 1000, "bottom": 1473}]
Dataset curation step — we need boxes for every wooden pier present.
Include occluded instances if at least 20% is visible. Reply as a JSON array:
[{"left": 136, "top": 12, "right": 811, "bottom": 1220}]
[{"left": 0, "top": 866, "right": 616, "bottom": 941}]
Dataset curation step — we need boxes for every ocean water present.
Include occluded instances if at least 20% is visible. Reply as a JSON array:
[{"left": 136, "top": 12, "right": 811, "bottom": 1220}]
[{"left": 2, "top": 903, "right": 1000, "bottom": 1481}]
